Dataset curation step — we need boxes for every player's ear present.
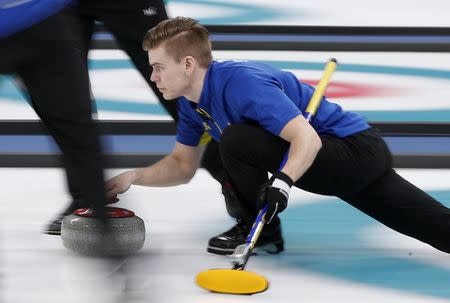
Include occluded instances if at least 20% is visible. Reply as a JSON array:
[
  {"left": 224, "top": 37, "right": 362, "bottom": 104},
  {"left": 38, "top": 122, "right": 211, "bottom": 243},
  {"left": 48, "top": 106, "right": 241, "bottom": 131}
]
[{"left": 184, "top": 56, "right": 196, "bottom": 74}]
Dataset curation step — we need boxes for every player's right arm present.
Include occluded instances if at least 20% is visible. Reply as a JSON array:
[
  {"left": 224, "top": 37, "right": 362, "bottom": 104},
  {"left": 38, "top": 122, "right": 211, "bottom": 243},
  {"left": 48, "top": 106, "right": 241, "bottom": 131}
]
[{"left": 105, "top": 141, "right": 204, "bottom": 201}]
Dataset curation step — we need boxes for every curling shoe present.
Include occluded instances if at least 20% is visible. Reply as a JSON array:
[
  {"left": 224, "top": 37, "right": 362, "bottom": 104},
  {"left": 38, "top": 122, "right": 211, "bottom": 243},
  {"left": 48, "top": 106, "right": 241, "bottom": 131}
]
[
  {"left": 44, "top": 199, "right": 85, "bottom": 235},
  {"left": 207, "top": 218, "right": 284, "bottom": 255}
]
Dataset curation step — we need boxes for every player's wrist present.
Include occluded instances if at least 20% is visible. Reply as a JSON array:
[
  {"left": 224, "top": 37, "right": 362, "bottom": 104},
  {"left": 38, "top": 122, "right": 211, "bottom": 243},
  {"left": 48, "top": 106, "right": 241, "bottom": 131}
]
[
  {"left": 273, "top": 171, "right": 294, "bottom": 186},
  {"left": 130, "top": 169, "right": 141, "bottom": 184},
  {"left": 272, "top": 171, "right": 294, "bottom": 196}
]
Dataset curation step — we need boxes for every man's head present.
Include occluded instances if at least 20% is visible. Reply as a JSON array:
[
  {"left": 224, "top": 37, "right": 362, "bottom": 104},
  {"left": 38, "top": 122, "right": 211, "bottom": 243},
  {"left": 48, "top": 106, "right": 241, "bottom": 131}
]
[{"left": 142, "top": 17, "right": 213, "bottom": 100}]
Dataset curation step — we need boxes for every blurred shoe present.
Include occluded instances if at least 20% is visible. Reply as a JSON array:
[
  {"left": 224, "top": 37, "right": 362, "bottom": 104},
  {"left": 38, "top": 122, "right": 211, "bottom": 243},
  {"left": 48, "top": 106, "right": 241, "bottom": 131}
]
[{"left": 43, "top": 200, "right": 83, "bottom": 235}]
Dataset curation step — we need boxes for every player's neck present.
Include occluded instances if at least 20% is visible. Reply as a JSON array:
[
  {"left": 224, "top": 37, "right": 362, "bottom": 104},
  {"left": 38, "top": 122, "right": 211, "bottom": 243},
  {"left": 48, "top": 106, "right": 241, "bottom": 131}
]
[{"left": 184, "top": 67, "right": 207, "bottom": 103}]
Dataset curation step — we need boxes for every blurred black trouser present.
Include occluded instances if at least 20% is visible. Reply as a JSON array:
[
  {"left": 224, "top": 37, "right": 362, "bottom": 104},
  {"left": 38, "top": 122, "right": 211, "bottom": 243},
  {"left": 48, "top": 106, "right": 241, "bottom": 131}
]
[
  {"left": 77, "top": 0, "right": 177, "bottom": 118},
  {"left": 60, "top": 0, "right": 177, "bottom": 202},
  {"left": 219, "top": 124, "right": 450, "bottom": 253},
  {"left": 68, "top": 0, "right": 225, "bottom": 204},
  {"left": 0, "top": 8, "right": 106, "bottom": 217}
]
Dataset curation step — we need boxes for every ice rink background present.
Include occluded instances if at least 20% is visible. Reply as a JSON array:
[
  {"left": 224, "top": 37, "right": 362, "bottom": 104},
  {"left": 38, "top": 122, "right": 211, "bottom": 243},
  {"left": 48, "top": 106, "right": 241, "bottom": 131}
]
[
  {"left": 1, "top": 168, "right": 449, "bottom": 303},
  {"left": 0, "top": 1, "right": 449, "bottom": 302}
]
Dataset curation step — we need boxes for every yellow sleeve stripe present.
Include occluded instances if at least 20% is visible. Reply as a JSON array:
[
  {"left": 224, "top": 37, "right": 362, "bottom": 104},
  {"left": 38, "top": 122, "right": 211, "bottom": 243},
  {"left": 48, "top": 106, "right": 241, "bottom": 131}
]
[{"left": 199, "top": 132, "right": 213, "bottom": 146}]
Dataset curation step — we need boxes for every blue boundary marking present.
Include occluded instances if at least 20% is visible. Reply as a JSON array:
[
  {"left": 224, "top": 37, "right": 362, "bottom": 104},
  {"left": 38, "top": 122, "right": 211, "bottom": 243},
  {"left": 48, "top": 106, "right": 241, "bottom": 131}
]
[
  {"left": 0, "top": 135, "right": 176, "bottom": 153},
  {"left": 93, "top": 33, "right": 450, "bottom": 43},
  {"left": 0, "top": 135, "right": 449, "bottom": 154},
  {"left": 354, "top": 110, "right": 450, "bottom": 122},
  {"left": 383, "top": 137, "right": 450, "bottom": 154},
  {"left": 96, "top": 99, "right": 168, "bottom": 115},
  {"left": 282, "top": 190, "right": 450, "bottom": 299}
]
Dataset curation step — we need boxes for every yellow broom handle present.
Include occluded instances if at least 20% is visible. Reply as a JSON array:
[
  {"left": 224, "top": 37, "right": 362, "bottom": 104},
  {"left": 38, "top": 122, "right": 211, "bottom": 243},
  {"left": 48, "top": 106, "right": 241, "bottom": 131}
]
[{"left": 304, "top": 58, "right": 338, "bottom": 121}]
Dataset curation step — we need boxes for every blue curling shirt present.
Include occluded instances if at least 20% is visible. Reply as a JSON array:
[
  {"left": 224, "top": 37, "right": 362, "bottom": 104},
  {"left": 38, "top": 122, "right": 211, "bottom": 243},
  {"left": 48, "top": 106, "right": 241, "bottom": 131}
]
[
  {"left": 0, "top": 0, "right": 77, "bottom": 38},
  {"left": 176, "top": 60, "right": 369, "bottom": 146}
]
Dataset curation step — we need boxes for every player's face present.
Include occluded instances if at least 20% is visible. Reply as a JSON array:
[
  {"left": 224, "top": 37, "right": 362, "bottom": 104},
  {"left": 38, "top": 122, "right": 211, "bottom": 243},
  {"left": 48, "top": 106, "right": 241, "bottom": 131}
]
[{"left": 148, "top": 46, "right": 189, "bottom": 100}]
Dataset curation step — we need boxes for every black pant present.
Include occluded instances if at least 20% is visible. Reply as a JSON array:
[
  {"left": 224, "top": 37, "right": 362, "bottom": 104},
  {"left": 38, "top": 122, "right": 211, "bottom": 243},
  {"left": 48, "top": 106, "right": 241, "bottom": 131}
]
[
  {"left": 78, "top": 0, "right": 178, "bottom": 119},
  {"left": 219, "top": 124, "right": 450, "bottom": 253},
  {"left": 57, "top": 0, "right": 178, "bottom": 201},
  {"left": 0, "top": 8, "right": 106, "bottom": 215},
  {"left": 76, "top": 0, "right": 225, "bottom": 190}
]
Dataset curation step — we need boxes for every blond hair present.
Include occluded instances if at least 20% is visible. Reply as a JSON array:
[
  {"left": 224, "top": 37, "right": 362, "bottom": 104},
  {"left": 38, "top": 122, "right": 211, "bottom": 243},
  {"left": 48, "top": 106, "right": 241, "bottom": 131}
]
[{"left": 142, "top": 17, "right": 213, "bottom": 68}]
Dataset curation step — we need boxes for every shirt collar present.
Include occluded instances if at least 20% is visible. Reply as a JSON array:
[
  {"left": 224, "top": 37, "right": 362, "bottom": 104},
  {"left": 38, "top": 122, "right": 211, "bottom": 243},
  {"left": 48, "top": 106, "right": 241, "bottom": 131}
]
[{"left": 196, "top": 61, "right": 216, "bottom": 110}]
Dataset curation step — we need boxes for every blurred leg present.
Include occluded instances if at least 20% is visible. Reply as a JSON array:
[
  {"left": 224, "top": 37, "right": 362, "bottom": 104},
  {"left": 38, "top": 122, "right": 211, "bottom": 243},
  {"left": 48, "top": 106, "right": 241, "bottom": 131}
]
[
  {"left": 84, "top": 0, "right": 231, "bottom": 219},
  {"left": 80, "top": 0, "right": 178, "bottom": 119},
  {"left": 15, "top": 8, "right": 106, "bottom": 222}
]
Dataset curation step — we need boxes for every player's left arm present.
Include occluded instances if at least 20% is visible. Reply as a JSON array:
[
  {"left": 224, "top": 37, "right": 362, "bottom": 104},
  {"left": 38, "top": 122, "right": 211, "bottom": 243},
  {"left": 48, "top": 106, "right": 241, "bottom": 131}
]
[
  {"left": 225, "top": 70, "right": 322, "bottom": 182},
  {"left": 278, "top": 115, "right": 322, "bottom": 182}
]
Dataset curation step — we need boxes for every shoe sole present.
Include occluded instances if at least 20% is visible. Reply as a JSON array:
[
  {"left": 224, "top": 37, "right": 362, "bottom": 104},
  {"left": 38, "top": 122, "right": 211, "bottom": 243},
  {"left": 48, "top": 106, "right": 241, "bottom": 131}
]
[
  {"left": 207, "top": 246, "right": 235, "bottom": 255},
  {"left": 207, "top": 240, "right": 284, "bottom": 256},
  {"left": 44, "top": 230, "right": 61, "bottom": 235}
]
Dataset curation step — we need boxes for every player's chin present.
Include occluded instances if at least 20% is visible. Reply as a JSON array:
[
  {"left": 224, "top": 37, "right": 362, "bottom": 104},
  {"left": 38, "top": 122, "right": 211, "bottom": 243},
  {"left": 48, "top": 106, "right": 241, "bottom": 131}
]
[{"left": 162, "top": 91, "right": 181, "bottom": 100}]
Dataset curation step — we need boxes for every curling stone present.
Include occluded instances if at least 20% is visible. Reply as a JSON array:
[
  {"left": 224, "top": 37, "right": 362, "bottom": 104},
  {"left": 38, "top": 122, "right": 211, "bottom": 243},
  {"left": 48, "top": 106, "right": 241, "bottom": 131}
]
[{"left": 61, "top": 207, "right": 145, "bottom": 256}]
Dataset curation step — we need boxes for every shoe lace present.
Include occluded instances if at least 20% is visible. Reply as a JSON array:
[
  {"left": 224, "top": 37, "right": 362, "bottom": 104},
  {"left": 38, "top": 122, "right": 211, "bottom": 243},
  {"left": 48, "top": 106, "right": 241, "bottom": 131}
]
[{"left": 225, "top": 219, "right": 250, "bottom": 237}]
